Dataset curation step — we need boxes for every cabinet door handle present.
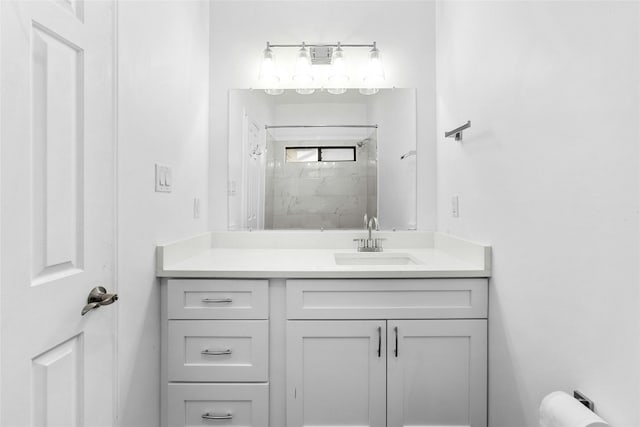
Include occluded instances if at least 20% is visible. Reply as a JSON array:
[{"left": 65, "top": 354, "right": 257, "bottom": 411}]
[
  {"left": 394, "top": 326, "right": 398, "bottom": 358},
  {"left": 201, "top": 349, "right": 232, "bottom": 356},
  {"left": 201, "top": 297, "right": 233, "bottom": 303},
  {"left": 202, "top": 412, "right": 232, "bottom": 420},
  {"left": 377, "top": 326, "right": 382, "bottom": 358}
]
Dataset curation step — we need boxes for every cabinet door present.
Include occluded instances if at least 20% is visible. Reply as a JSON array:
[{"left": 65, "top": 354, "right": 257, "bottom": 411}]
[
  {"left": 287, "top": 321, "right": 386, "bottom": 427},
  {"left": 387, "top": 320, "right": 487, "bottom": 427}
]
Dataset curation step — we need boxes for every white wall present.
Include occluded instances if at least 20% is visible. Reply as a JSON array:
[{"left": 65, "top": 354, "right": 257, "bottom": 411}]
[
  {"left": 210, "top": 1, "right": 436, "bottom": 230},
  {"left": 117, "top": 2, "right": 209, "bottom": 426},
  {"left": 436, "top": 2, "right": 640, "bottom": 426}
]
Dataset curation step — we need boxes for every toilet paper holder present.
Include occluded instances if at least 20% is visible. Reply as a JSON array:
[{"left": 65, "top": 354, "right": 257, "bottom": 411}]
[{"left": 573, "top": 390, "right": 595, "bottom": 411}]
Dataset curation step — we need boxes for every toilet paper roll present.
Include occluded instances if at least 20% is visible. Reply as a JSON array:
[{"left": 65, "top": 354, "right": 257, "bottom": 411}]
[{"left": 539, "top": 391, "right": 609, "bottom": 427}]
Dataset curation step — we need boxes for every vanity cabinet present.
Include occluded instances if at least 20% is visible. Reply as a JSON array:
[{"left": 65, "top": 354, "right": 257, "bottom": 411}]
[
  {"left": 162, "top": 279, "right": 270, "bottom": 427},
  {"left": 285, "top": 279, "right": 488, "bottom": 427},
  {"left": 162, "top": 277, "right": 488, "bottom": 427}
]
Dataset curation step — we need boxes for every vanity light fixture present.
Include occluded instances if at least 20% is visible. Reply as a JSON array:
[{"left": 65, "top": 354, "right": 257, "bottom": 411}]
[
  {"left": 259, "top": 45, "right": 284, "bottom": 95},
  {"left": 264, "top": 88, "right": 285, "bottom": 96},
  {"left": 257, "top": 41, "right": 385, "bottom": 95},
  {"left": 359, "top": 87, "right": 379, "bottom": 96},
  {"left": 292, "top": 43, "right": 314, "bottom": 94},
  {"left": 327, "top": 42, "right": 348, "bottom": 95},
  {"left": 258, "top": 43, "right": 283, "bottom": 95},
  {"left": 359, "top": 42, "right": 385, "bottom": 95}
]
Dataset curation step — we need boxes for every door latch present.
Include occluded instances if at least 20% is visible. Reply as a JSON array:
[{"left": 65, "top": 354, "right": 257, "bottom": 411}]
[{"left": 81, "top": 286, "right": 118, "bottom": 316}]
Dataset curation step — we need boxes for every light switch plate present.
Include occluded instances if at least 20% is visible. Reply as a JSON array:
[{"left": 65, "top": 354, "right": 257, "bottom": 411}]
[
  {"left": 155, "top": 163, "right": 172, "bottom": 193},
  {"left": 228, "top": 180, "right": 237, "bottom": 196}
]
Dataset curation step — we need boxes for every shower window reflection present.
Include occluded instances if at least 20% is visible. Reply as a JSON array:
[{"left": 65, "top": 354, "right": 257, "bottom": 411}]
[{"left": 285, "top": 146, "right": 356, "bottom": 163}]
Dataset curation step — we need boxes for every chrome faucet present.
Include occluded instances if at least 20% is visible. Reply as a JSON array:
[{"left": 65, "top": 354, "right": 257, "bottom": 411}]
[
  {"left": 354, "top": 216, "right": 384, "bottom": 252},
  {"left": 368, "top": 216, "right": 379, "bottom": 239}
]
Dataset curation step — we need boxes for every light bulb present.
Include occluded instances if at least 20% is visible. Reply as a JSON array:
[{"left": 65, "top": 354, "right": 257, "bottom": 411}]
[
  {"left": 292, "top": 43, "right": 313, "bottom": 85},
  {"left": 363, "top": 43, "right": 385, "bottom": 84},
  {"left": 360, "top": 42, "right": 384, "bottom": 95},
  {"left": 328, "top": 43, "right": 348, "bottom": 95},
  {"left": 258, "top": 43, "right": 280, "bottom": 85}
]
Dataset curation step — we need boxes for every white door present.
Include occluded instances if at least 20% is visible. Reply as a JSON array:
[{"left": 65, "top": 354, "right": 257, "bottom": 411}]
[
  {"left": 1, "top": 1, "right": 116, "bottom": 426},
  {"left": 287, "top": 321, "right": 386, "bottom": 427},
  {"left": 387, "top": 320, "right": 487, "bottom": 427}
]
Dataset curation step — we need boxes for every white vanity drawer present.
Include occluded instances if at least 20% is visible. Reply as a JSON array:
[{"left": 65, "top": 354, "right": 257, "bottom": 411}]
[
  {"left": 168, "top": 320, "right": 268, "bottom": 382},
  {"left": 286, "top": 278, "right": 488, "bottom": 319},
  {"left": 168, "top": 279, "right": 268, "bottom": 319},
  {"left": 167, "top": 383, "right": 268, "bottom": 427}
]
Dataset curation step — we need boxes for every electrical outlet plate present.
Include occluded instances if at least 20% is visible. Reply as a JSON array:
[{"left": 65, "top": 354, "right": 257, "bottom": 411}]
[
  {"left": 193, "top": 198, "right": 201, "bottom": 219},
  {"left": 228, "top": 180, "right": 237, "bottom": 196},
  {"left": 451, "top": 195, "right": 459, "bottom": 218},
  {"left": 155, "top": 163, "right": 172, "bottom": 193}
]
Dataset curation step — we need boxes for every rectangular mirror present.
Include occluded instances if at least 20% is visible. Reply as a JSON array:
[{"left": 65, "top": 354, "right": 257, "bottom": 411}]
[{"left": 228, "top": 89, "right": 416, "bottom": 230}]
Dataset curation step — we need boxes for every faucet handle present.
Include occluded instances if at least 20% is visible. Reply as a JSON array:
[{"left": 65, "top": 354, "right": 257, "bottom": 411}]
[{"left": 363, "top": 213, "right": 369, "bottom": 230}]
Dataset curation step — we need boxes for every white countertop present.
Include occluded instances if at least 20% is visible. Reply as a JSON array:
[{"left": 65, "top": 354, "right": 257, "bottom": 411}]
[{"left": 156, "top": 231, "right": 491, "bottom": 279}]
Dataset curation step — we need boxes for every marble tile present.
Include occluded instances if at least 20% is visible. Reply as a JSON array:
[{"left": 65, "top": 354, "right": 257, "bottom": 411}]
[
  {"left": 338, "top": 214, "right": 364, "bottom": 229},
  {"left": 264, "top": 136, "right": 378, "bottom": 229},
  {"left": 315, "top": 176, "right": 367, "bottom": 197},
  {"left": 272, "top": 214, "right": 323, "bottom": 229},
  {"left": 367, "top": 176, "right": 377, "bottom": 196}
]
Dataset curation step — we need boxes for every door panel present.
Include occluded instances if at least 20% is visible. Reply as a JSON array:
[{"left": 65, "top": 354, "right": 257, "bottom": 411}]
[
  {"left": 287, "top": 321, "right": 386, "bottom": 427},
  {"left": 31, "top": 20, "right": 84, "bottom": 285},
  {"left": 387, "top": 320, "right": 487, "bottom": 427},
  {"left": 1, "top": 1, "right": 115, "bottom": 426},
  {"left": 32, "top": 335, "right": 83, "bottom": 426}
]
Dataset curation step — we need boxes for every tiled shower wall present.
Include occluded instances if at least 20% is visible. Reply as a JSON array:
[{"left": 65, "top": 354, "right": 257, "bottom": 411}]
[{"left": 265, "top": 135, "right": 377, "bottom": 229}]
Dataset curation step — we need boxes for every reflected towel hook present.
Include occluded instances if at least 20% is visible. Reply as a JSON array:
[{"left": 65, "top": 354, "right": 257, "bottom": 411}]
[
  {"left": 249, "top": 144, "right": 263, "bottom": 159},
  {"left": 445, "top": 120, "right": 471, "bottom": 142},
  {"left": 400, "top": 150, "right": 416, "bottom": 160}
]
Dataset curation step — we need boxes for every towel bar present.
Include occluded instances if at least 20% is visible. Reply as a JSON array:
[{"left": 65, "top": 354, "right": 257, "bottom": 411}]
[{"left": 445, "top": 120, "right": 471, "bottom": 141}]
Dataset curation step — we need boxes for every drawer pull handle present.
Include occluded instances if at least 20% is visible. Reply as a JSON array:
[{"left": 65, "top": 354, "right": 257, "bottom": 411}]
[
  {"left": 201, "top": 412, "right": 232, "bottom": 420},
  {"left": 201, "top": 349, "right": 232, "bottom": 356},
  {"left": 377, "top": 326, "right": 382, "bottom": 358},
  {"left": 201, "top": 298, "right": 233, "bottom": 304},
  {"left": 394, "top": 326, "right": 399, "bottom": 358}
]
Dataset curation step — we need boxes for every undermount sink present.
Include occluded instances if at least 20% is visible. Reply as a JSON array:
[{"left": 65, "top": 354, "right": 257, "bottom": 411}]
[{"left": 334, "top": 252, "right": 422, "bottom": 266}]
